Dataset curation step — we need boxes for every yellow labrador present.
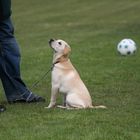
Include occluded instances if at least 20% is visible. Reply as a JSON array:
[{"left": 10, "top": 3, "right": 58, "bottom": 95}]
[{"left": 47, "top": 39, "right": 106, "bottom": 109}]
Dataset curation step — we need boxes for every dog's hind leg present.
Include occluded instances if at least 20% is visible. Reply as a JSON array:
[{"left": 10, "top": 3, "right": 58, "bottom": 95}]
[
  {"left": 66, "top": 94, "right": 86, "bottom": 109},
  {"left": 57, "top": 105, "right": 67, "bottom": 109}
]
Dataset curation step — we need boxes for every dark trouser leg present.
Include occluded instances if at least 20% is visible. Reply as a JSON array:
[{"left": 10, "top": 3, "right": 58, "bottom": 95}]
[
  {"left": 0, "top": 18, "right": 31, "bottom": 101},
  {"left": 0, "top": 18, "right": 45, "bottom": 103}
]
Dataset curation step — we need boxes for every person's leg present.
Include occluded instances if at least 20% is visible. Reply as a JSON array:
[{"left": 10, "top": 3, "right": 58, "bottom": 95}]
[{"left": 0, "top": 18, "right": 45, "bottom": 103}]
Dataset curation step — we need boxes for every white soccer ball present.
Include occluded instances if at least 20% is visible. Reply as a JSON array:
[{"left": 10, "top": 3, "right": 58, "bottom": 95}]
[{"left": 117, "top": 39, "right": 137, "bottom": 55}]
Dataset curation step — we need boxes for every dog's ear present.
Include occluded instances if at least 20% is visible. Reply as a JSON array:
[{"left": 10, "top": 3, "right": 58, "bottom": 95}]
[{"left": 63, "top": 45, "right": 71, "bottom": 56}]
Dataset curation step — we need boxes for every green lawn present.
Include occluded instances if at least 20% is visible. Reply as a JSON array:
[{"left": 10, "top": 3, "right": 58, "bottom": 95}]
[{"left": 0, "top": 0, "right": 140, "bottom": 139}]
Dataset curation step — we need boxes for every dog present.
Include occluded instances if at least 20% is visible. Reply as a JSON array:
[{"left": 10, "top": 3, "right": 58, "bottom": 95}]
[{"left": 46, "top": 39, "right": 106, "bottom": 109}]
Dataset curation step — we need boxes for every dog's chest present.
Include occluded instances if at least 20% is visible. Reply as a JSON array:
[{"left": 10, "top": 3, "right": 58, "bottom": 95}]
[{"left": 52, "top": 67, "right": 75, "bottom": 93}]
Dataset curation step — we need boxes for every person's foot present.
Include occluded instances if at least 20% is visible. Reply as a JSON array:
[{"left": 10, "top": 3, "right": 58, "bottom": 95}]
[
  {"left": 0, "top": 105, "right": 6, "bottom": 112},
  {"left": 26, "top": 92, "right": 46, "bottom": 103},
  {"left": 8, "top": 92, "right": 45, "bottom": 104}
]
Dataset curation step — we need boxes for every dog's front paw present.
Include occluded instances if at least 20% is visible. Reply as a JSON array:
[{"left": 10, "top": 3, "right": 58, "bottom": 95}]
[{"left": 45, "top": 103, "right": 56, "bottom": 109}]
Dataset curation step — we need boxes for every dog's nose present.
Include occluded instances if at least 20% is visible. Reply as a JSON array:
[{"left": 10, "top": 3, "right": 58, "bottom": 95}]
[{"left": 49, "top": 39, "right": 55, "bottom": 44}]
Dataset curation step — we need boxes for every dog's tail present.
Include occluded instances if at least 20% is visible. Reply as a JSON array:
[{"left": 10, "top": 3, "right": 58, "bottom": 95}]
[
  {"left": 90, "top": 105, "right": 107, "bottom": 109},
  {"left": 57, "top": 105, "right": 107, "bottom": 109}
]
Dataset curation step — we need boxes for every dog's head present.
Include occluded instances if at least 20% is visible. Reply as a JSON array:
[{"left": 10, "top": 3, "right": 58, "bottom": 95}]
[
  {"left": 49, "top": 39, "right": 71, "bottom": 62},
  {"left": 49, "top": 39, "right": 71, "bottom": 54}
]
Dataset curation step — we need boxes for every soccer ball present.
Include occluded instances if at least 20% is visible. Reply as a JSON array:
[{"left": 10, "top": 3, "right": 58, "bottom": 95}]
[{"left": 117, "top": 39, "right": 137, "bottom": 55}]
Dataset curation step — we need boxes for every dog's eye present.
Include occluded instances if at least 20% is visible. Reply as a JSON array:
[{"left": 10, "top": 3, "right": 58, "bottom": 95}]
[{"left": 58, "top": 42, "right": 62, "bottom": 45}]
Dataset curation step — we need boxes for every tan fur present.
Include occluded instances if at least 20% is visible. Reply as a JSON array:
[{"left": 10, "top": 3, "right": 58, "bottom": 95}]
[{"left": 46, "top": 39, "right": 106, "bottom": 109}]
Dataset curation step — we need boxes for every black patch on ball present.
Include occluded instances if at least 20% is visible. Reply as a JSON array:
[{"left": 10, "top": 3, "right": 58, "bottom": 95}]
[
  {"left": 125, "top": 45, "right": 128, "bottom": 48},
  {"left": 127, "top": 51, "right": 131, "bottom": 55}
]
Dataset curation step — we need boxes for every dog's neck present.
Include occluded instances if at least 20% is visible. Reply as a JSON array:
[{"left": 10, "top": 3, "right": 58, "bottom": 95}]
[{"left": 53, "top": 53, "right": 69, "bottom": 65}]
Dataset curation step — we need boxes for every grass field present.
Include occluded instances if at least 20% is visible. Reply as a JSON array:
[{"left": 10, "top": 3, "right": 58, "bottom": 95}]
[{"left": 0, "top": 0, "right": 140, "bottom": 139}]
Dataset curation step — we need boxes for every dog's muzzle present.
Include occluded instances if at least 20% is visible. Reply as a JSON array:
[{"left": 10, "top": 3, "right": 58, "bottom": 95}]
[{"left": 49, "top": 39, "right": 55, "bottom": 45}]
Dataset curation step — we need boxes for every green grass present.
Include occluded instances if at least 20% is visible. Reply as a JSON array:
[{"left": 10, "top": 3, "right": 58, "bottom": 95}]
[{"left": 0, "top": 0, "right": 140, "bottom": 139}]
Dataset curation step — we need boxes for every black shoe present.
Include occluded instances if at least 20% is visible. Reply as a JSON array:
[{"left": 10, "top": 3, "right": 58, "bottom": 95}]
[
  {"left": 0, "top": 105, "right": 6, "bottom": 112},
  {"left": 8, "top": 92, "right": 45, "bottom": 104},
  {"left": 8, "top": 99, "right": 26, "bottom": 104},
  {"left": 26, "top": 93, "right": 46, "bottom": 103}
]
